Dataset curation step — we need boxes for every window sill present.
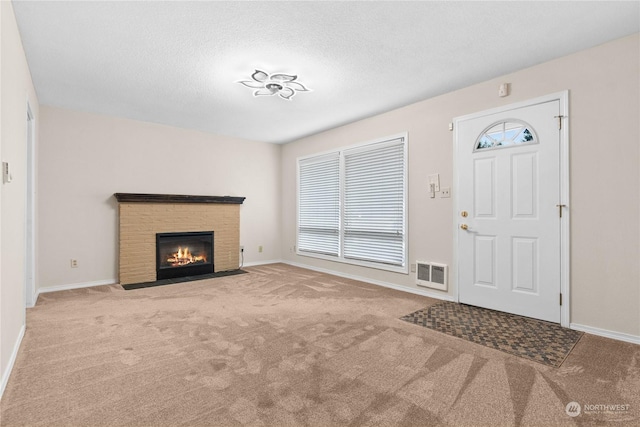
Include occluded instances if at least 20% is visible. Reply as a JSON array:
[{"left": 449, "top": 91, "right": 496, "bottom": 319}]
[{"left": 296, "top": 250, "right": 408, "bottom": 275}]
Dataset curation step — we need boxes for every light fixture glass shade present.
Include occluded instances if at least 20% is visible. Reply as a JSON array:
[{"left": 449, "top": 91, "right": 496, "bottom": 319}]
[{"left": 238, "top": 69, "right": 310, "bottom": 100}]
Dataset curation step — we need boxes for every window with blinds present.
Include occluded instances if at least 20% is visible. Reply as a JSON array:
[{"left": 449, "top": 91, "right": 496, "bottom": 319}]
[
  {"left": 297, "top": 153, "right": 340, "bottom": 256},
  {"left": 297, "top": 135, "right": 407, "bottom": 272}
]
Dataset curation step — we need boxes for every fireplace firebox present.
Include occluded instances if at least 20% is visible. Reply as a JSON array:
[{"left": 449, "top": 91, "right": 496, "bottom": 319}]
[{"left": 156, "top": 231, "right": 214, "bottom": 280}]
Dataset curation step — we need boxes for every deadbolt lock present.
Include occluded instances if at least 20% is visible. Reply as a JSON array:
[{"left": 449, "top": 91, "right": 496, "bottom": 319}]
[{"left": 461, "top": 211, "right": 468, "bottom": 217}]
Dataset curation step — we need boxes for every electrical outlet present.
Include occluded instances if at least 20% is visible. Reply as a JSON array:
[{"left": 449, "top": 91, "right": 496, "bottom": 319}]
[
  {"left": 258, "top": 245, "right": 263, "bottom": 253},
  {"left": 441, "top": 187, "right": 451, "bottom": 198},
  {"left": 70, "top": 259, "right": 78, "bottom": 268},
  {"left": 240, "top": 245, "right": 244, "bottom": 252},
  {"left": 411, "top": 263, "right": 416, "bottom": 273}
]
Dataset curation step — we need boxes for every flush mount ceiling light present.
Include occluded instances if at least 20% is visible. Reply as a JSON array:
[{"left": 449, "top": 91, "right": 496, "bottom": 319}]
[{"left": 238, "top": 69, "right": 310, "bottom": 100}]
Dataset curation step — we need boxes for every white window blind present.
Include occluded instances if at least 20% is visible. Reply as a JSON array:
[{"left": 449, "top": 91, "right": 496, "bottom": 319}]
[
  {"left": 344, "top": 139, "right": 405, "bottom": 265},
  {"left": 297, "top": 135, "right": 407, "bottom": 272},
  {"left": 298, "top": 153, "right": 340, "bottom": 256}
]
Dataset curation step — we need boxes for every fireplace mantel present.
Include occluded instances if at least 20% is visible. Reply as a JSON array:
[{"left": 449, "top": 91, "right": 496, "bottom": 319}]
[{"left": 114, "top": 193, "right": 245, "bottom": 204}]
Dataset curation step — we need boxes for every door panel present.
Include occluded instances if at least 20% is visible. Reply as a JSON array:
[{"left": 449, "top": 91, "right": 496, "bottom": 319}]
[
  {"left": 474, "top": 235, "right": 496, "bottom": 287},
  {"left": 474, "top": 158, "right": 496, "bottom": 217},
  {"left": 511, "top": 152, "right": 537, "bottom": 218},
  {"left": 512, "top": 237, "right": 538, "bottom": 293},
  {"left": 457, "top": 100, "right": 561, "bottom": 323}
]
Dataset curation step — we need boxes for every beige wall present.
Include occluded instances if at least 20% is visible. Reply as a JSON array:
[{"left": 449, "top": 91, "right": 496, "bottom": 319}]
[
  {"left": 1, "top": 0, "right": 40, "bottom": 392},
  {"left": 38, "top": 107, "right": 281, "bottom": 289},
  {"left": 281, "top": 34, "right": 640, "bottom": 338}
]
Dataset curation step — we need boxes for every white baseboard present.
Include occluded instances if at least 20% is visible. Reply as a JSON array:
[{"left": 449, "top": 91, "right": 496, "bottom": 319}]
[
  {"left": 0, "top": 324, "right": 25, "bottom": 400},
  {"left": 282, "top": 260, "right": 455, "bottom": 302},
  {"left": 35, "top": 278, "right": 118, "bottom": 303},
  {"left": 570, "top": 323, "right": 640, "bottom": 345},
  {"left": 242, "top": 259, "right": 284, "bottom": 268}
]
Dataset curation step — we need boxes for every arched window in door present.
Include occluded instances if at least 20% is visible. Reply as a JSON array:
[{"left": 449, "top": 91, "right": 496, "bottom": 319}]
[{"left": 475, "top": 119, "right": 537, "bottom": 151}]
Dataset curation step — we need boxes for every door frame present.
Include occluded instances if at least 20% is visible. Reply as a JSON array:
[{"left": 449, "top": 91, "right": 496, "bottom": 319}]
[
  {"left": 453, "top": 91, "right": 570, "bottom": 327},
  {"left": 25, "top": 101, "right": 36, "bottom": 308}
]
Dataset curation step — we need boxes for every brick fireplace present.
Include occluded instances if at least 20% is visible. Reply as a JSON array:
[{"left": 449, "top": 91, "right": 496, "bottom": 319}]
[{"left": 114, "top": 193, "right": 245, "bottom": 285}]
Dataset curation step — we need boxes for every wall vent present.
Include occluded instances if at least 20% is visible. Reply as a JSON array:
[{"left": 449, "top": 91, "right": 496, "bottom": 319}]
[{"left": 416, "top": 261, "right": 448, "bottom": 291}]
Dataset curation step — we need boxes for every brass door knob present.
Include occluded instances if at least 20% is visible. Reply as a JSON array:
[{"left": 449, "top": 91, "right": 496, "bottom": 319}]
[{"left": 460, "top": 224, "right": 468, "bottom": 230}]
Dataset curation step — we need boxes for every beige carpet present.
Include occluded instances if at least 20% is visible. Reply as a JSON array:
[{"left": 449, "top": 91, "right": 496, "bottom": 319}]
[{"left": 1, "top": 263, "right": 638, "bottom": 426}]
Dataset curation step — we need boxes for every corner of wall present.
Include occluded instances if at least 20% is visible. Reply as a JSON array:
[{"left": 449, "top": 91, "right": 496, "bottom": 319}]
[
  {"left": 0, "top": 0, "right": 40, "bottom": 396},
  {"left": 0, "top": 325, "right": 24, "bottom": 400}
]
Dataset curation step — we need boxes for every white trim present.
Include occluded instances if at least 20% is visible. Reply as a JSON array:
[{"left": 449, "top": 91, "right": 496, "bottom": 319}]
[
  {"left": 296, "top": 132, "right": 409, "bottom": 163},
  {"left": 25, "top": 100, "right": 36, "bottom": 308},
  {"left": 453, "top": 91, "right": 570, "bottom": 123},
  {"left": 35, "top": 278, "right": 118, "bottom": 302},
  {"left": 0, "top": 325, "right": 25, "bottom": 400},
  {"left": 242, "top": 259, "right": 284, "bottom": 268},
  {"left": 570, "top": 323, "right": 640, "bottom": 345},
  {"left": 558, "top": 91, "right": 570, "bottom": 328},
  {"left": 453, "top": 91, "right": 571, "bottom": 327},
  {"left": 282, "top": 260, "right": 455, "bottom": 302}
]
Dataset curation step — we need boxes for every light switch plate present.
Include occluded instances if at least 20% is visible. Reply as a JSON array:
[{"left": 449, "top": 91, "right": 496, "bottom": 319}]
[
  {"left": 2, "top": 162, "right": 11, "bottom": 184},
  {"left": 428, "top": 174, "right": 440, "bottom": 192}
]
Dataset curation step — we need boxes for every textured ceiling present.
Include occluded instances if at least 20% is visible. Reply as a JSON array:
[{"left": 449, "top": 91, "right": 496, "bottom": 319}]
[{"left": 12, "top": 1, "right": 640, "bottom": 144}]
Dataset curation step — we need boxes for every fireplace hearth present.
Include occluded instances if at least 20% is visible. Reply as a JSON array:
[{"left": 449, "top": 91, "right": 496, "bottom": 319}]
[{"left": 156, "top": 231, "right": 214, "bottom": 280}]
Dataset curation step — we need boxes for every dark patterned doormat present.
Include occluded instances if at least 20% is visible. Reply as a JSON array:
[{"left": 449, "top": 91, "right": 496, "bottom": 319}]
[{"left": 400, "top": 301, "right": 583, "bottom": 367}]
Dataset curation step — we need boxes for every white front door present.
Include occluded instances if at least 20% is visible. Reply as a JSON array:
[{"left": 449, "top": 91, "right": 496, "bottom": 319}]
[{"left": 456, "top": 99, "right": 562, "bottom": 323}]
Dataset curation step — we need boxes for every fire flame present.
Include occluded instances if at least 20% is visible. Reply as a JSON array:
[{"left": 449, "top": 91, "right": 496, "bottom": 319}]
[{"left": 166, "top": 246, "right": 206, "bottom": 267}]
